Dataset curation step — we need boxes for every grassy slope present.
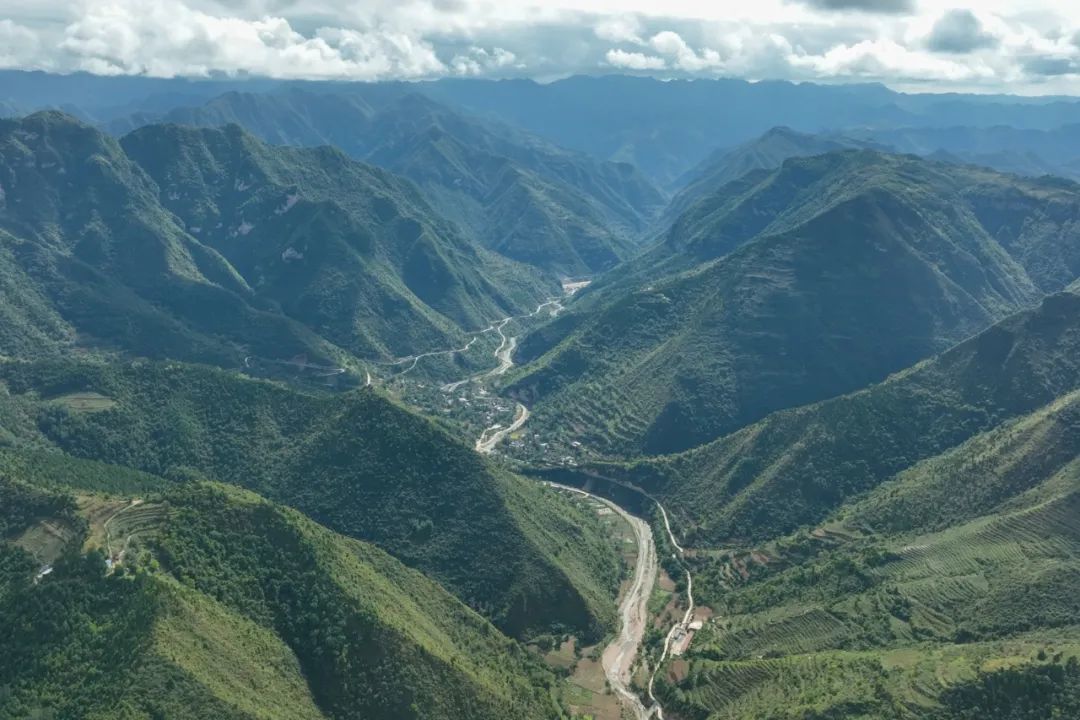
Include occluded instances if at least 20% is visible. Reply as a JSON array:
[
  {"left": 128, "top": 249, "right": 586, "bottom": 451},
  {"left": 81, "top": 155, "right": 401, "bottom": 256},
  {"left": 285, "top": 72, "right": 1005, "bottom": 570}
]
[
  {"left": 655, "top": 392, "right": 1080, "bottom": 719},
  {"left": 639, "top": 309, "right": 1080, "bottom": 719},
  {"left": 509, "top": 151, "right": 1080, "bottom": 456},
  {"left": 0, "top": 357, "right": 619, "bottom": 640},
  {"left": 0, "top": 468, "right": 567, "bottom": 720}
]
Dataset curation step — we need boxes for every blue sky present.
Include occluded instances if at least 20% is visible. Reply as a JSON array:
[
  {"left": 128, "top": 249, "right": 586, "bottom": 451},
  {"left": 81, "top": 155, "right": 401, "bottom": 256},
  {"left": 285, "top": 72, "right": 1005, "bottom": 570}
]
[{"left": 1, "top": 0, "right": 1079, "bottom": 93}]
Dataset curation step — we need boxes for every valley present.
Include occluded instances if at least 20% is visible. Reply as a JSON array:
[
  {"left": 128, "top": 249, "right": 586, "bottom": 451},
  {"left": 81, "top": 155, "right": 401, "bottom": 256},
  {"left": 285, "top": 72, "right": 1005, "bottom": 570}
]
[
  {"left": 3, "top": 66, "right": 1080, "bottom": 720},
  {"left": 369, "top": 278, "right": 695, "bottom": 719}
]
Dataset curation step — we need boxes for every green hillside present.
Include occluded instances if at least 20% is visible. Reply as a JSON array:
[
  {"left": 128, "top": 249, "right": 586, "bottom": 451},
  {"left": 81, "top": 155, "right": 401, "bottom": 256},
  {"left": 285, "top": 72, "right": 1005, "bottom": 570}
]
[
  {"left": 649, "top": 386, "right": 1080, "bottom": 720},
  {"left": 508, "top": 152, "right": 1080, "bottom": 455},
  {"left": 546, "top": 291, "right": 1080, "bottom": 720},
  {"left": 0, "top": 471, "right": 567, "bottom": 720},
  {"left": 121, "top": 121, "right": 555, "bottom": 357},
  {"left": 614, "top": 290, "right": 1080, "bottom": 544},
  {"left": 0, "top": 357, "right": 620, "bottom": 640},
  {"left": 0, "top": 111, "right": 555, "bottom": 369},
  {"left": 128, "top": 89, "right": 665, "bottom": 276},
  {"left": 0, "top": 111, "right": 350, "bottom": 367}
]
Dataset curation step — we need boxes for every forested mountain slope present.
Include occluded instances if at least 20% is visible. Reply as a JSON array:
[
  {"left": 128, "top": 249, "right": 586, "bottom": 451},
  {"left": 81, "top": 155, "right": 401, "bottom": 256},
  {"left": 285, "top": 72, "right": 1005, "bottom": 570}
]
[
  {"left": 632, "top": 294, "right": 1080, "bottom": 720},
  {"left": 0, "top": 358, "right": 620, "bottom": 640},
  {"left": 0, "top": 470, "right": 566, "bottom": 720},
  {"left": 120, "top": 89, "right": 664, "bottom": 275},
  {"left": 617, "top": 289, "right": 1080, "bottom": 545},
  {"left": 508, "top": 152, "right": 1080, "bottom": 455},
  {"left": 0, "top": 111, "right": 552, "bottom": 368},
  {"left": 121, "top": 121, "right": 553, "bottom": 357}
]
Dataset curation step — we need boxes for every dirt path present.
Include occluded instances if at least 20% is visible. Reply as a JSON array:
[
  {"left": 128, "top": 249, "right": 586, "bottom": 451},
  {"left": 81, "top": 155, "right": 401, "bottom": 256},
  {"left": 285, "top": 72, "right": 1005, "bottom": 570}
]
[
  {"left": 543, "top": 482, "right": 659, "bottom": 720},
  {"left": 103, "top": 499, "right": 143, "bottom": 566},
  {"left": 648, "top": 568, "right": 693, "bottom": 718},
  {"left": 390, "top": 336, "right": 480, "bottom": 377}
]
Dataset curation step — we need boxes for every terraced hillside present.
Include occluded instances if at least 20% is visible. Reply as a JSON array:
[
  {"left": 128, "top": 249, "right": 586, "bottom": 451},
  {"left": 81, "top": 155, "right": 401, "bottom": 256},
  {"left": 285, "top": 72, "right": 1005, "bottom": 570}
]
[
  {"left": 0, "top": 111, "right": 553, "bottom": 367},
  {"left": 121, "top": 88, "right": 665, "bottom": 276},
  {"left": 508, "top": 152, "right": 1080, "bottom": 455},
  {"left": 0, "top": 473, "right": 568, "bottom": 720},
  {"left": 613, "top": 294, "right": 1080, "bottom": 720},
  {"left": 0, "top": 358, "right": 621, "bottom": 640},
  {"left": 652, "top": 399, "right": 1080, "bottom": 719}
]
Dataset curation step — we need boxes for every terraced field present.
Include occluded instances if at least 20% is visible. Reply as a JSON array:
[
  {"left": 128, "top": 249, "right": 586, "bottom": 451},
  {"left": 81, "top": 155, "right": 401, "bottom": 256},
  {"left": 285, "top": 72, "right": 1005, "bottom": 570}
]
[
  {"left": 655, "top": 388, "right": 1080, "bottom": 718},
  {"left": 76, "top": 495, "right": 169, "bottom": 565},
  {"left": 666, "top": 638, "right": 1080, "bottom": 720}
]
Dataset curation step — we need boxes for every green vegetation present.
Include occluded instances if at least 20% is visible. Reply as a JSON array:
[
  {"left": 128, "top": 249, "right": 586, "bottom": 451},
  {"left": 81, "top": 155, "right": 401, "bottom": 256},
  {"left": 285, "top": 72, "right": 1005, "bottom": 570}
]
[
  {"left": 937, "top": 658, "right": 1080, "bottom": 719},
  {"left": 0, "top": 355, "right": 619, "bottom": 640},
  {"left": 136, "top": 89, "right": 665, "bottom": 276},
  {"left": 509, "top": 151, "right": 1080, "bottom": 455},
  {"left": 627, "top": 294, "right": 1080, "bottom": 720},
  {"left": 122, "top": 120, "right": 555, "bottom": 358},
  {"left": 619, "top": 290, "right": 1080, "bottom": 544},
  {"left": 0, "top": 110, "right": 555, "bottom": 371},
  {"left": 0, "top": 470, "right": 571, "bottom": 719}
]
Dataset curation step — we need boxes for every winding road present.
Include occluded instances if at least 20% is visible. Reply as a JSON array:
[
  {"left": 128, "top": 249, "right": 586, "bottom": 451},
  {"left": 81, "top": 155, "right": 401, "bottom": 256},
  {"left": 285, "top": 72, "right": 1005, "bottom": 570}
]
[
  {"left": 441, "top": 298, "right": 562, "bottom": 391},
  {"left": 475, "top": 403, "right": 530, "bottom": 454}
]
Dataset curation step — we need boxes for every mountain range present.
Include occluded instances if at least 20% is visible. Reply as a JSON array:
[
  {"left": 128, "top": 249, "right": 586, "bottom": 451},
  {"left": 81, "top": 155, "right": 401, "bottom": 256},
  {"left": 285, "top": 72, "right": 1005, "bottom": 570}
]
[
  {"left": 0, "top": 111, "right": 553, "bottom": 368},
  {"left": 114, "top": 88, "right": 665, "bottom": 276},
  {"left": 627, "top": 289, "right": 1080, "bottom": 720},
  {"left": 3, "top": 70, "right": 1080, "bottom": 720}
]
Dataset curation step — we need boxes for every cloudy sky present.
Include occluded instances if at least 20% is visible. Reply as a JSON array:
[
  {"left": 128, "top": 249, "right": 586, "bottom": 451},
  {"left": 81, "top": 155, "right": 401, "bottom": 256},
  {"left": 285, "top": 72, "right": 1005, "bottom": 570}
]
[{"left": 1, "top": 0, "right": 1079, "bottom": 93}]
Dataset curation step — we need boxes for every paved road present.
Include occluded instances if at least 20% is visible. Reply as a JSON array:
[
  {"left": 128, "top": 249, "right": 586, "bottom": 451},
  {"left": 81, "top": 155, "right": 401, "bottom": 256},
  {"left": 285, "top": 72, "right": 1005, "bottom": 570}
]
[
  {"left": 475, "top": 403, "right": 530, "bottom": 454},
  {"left": 442, "top": 298, "right": 562, "bottom": 391}
]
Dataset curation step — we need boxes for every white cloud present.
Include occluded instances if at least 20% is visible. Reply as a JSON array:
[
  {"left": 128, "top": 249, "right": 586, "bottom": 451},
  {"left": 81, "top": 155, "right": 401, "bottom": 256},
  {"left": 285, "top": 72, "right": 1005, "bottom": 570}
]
[
  {"left": 451, "top": 46, "right": 518, "bottom": 75},
  {"left": 595, "top": 15, "right": 645, "bottom": 44},
  {"left": 790, "top": 38, "right": 995, "bottom": 82},
  {"left": 57, "top": 0, "right": 445, "bottom": 79},
  {"left": 0, "top": 19, "right": 41, "bottom": 69},
  {"left": 605, "top": 48, "right": 665, "bottom": 70},
  {"left": 1, "top": 0, "right": 1080, "bottom": 92},
  {"left": 648, "top": 30, "right": 722, "bottom": 71}
]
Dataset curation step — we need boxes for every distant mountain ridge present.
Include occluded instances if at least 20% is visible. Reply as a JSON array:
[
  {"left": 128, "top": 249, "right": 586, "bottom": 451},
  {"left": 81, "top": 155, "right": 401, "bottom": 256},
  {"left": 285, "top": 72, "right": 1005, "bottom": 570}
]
[
  {"left": 115, "top": 88, "right": 666, "bottom": 276},
  {"left": 671, "top": 124, "right": 1080, "bottom": 224}
]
